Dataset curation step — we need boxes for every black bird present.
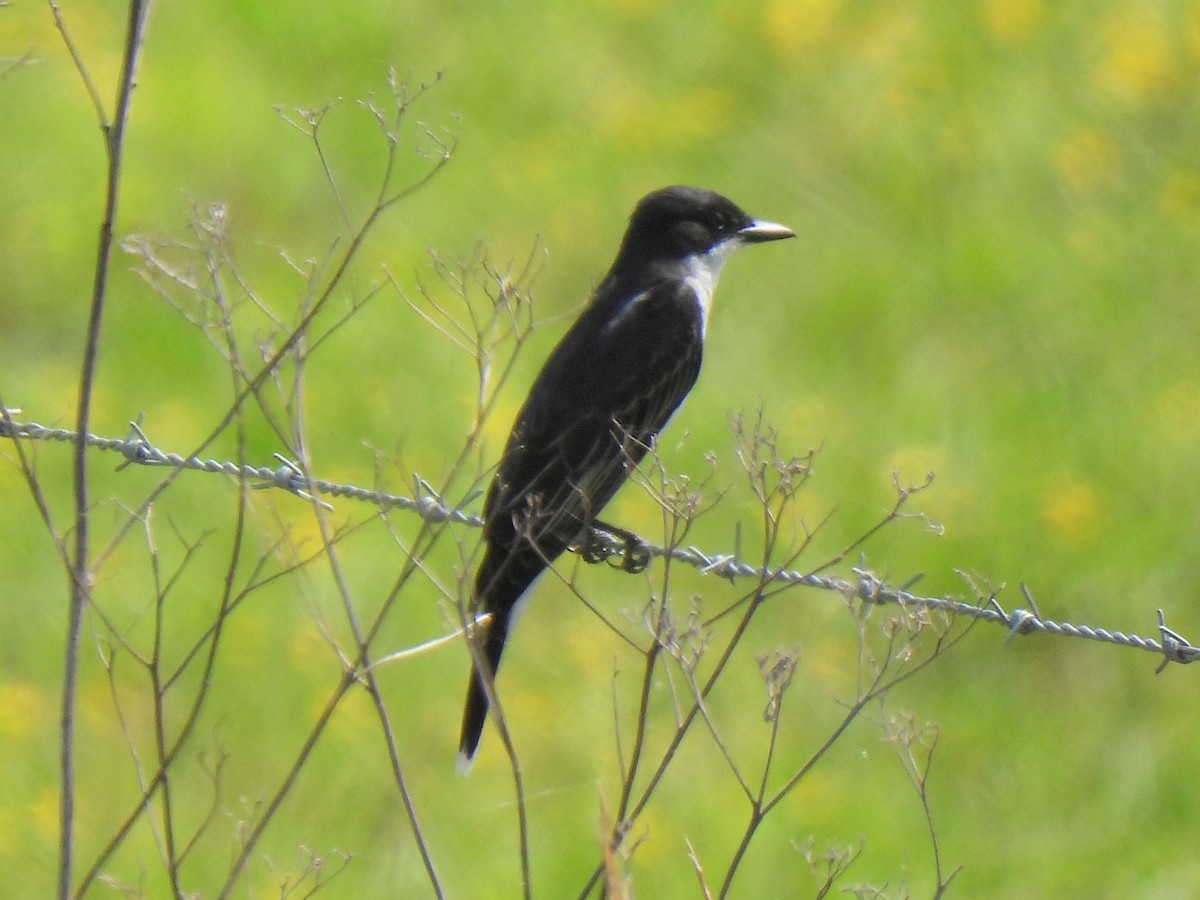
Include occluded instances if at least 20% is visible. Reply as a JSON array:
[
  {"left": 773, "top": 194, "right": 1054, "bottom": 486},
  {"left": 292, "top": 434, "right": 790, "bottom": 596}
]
[{"left": 457, "top": 186, "right": 794, "bottom": 770}]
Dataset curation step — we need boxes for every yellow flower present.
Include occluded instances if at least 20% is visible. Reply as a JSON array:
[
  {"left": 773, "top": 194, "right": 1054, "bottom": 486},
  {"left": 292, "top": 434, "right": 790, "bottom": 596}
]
[
  {"left": 1153, "top": 381, "right": 1200, "bottom": 446},
  {"left": 1053, "top": 127, "right": 1121, "bottom": 193},
  {"left": 981, "top": 0, "right": 1044, "bottom": 41},
  {"left": 763, "top": 0, "right": 843, "bottom": 52},
  {"left": 599, "top": 86, "right": 736, "bottom": 150},
  {"left": 1042, "top": 477, "right": 1102, "bottom": 545},
  {"left": 0, "top": 682, "right": 44, "bottom": 740},
  {"left": 1095, "top": 11, "right": 1179, "bottom": 101},
  {"left": 1160, "top": 169, "right": 1200, "bottom": 227},
  {"left": 32, "top": 787, "right": 59, "bottom": 844}
]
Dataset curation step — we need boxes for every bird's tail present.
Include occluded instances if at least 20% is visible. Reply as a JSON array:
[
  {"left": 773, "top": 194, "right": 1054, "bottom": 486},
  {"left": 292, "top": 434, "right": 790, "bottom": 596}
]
[{"left": 456, "top": 547, "right": 545, "bottom": 773}]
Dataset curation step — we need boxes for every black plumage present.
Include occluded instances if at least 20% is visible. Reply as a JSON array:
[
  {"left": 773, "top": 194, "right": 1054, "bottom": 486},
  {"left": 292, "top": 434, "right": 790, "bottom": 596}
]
[{"left": 457, "top": 186, "right": 794, "bottom": 769}]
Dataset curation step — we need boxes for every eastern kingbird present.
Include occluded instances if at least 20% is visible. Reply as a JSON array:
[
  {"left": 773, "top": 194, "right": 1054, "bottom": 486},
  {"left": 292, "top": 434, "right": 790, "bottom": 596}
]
[{"left": 457, "top": 185, "right": 794, "bottom": 770}]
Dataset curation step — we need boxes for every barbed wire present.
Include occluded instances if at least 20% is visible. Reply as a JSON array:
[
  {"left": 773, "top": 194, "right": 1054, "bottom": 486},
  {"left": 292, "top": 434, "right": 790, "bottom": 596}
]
[{"left": 3, "top": 414, "right": 1197, "bottom": 671}]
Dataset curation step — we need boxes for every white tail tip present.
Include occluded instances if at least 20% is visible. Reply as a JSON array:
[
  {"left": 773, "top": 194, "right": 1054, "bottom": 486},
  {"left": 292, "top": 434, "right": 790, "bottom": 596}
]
[{"left": 455, "top": 750, "right": 475, "bottom": 776}]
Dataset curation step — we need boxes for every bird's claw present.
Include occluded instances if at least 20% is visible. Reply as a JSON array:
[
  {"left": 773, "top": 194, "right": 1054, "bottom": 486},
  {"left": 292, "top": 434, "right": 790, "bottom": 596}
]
[
  {"left": 579, "top": 527, "right": 651, "bottom": 574},
  {"left": 618, "top": 536, "right": 650, "bottom": 573},
  {"left": 579, "top": 531, "right": 610, "bottom": 566}
]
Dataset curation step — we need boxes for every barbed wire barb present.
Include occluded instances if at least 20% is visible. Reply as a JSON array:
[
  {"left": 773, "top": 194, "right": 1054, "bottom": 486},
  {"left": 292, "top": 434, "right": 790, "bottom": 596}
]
[
  {"left": 4, "top": 415, "right": 1198, "bottom": 672},
  {"left": 254, "top": 453, "right": 334, "bottom": 509}
]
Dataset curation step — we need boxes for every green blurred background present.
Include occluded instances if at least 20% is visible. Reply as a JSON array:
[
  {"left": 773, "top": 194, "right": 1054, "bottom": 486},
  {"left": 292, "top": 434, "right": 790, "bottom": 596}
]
[{"left": 3, "top": 0, "right": 1200, "bottom": 896}]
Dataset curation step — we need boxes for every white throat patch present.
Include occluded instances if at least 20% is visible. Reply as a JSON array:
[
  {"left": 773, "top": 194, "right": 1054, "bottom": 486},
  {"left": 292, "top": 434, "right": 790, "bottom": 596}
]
[{"left": 684, "top": 237, "right": 738, "bottom": 336}]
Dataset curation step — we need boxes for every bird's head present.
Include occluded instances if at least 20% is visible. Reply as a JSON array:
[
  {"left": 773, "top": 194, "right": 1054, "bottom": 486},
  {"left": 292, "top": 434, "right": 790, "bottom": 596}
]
[{"left": 617, "top": 185, "right": 795, "bottom": 269}]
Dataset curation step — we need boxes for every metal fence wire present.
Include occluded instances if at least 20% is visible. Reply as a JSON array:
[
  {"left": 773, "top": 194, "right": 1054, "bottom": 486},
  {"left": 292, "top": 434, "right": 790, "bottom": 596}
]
[{"left": 3, "top": 414, "right": 1197, "bottom": 671}]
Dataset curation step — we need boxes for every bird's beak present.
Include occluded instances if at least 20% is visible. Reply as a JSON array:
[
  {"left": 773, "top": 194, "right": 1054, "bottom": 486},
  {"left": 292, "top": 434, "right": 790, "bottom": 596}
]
[{"left": 738, "top": 219, "right": 796, "bottom": 243}]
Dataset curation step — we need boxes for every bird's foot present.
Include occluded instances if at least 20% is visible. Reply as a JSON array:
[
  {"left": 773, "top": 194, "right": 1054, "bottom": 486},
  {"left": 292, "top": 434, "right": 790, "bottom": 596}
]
[
  {"left": 578, "top": 529, "right": 612, "bottom": 566},
  {"left": 618, "top": 536, "right": 651, "bottom": 573},
  {"left": 580, "top": 521, "right": 651, "bottom": 574}
]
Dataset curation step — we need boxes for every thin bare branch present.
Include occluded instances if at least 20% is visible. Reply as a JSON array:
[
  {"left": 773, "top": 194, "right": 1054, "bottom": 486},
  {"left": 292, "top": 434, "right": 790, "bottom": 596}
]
[{"left": 53, "top": 2, "right": 154, "bottom": 895}]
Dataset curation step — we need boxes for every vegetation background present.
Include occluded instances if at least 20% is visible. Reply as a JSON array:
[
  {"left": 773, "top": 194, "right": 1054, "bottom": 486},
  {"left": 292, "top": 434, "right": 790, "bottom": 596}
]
[{"left": 2, "top": 0, "right": 1200, "bottom": 896}]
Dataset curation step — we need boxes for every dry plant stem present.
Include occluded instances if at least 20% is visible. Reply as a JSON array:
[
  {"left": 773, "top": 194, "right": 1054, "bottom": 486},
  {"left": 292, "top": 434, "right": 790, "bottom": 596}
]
[
  {"left": 0, "top": 399, "right": 70, "bottom": 568},
  {"left": 215, "top": 499, "right": 450, "bottom": 897},
  {"left": 153, "top": 521, "right": 368, "bottom": 696},
  {"left": 186, "top": 210, "right": 297, "bottom": 450},
  {"left": 885, "top": 716, "right": 961, "bottom": 896},
  {"left": 719, "top": 615, "right": 969, "bottom": 897},
  {"left": 716, "top": 671, "right": 878, "bottom": 897},
  {"left": 75, "top": 450, "right": 250, "bottom": 896},
  {"left": 28, "top": 12, "right": 529, "bottom": 890},
  {"left": 92, "top": 75, "right": 453, "bottom": 586},
  {"left": 597, "top": 533, "right": 717, "bottom": 896},
  {"left": 69, "top": 74, "right": 457, "bottom": 895},
  {"left": 146, "top": 519, "right": 183, "bottom": 895},
  {"left": 600, "top": 468, "right": 709, "bottom": 821},
  {"left": 583, "top": 443, "right": 931, "bottom": 897},
  {"left": 220, "top": 248, "right": 533, "bottom": 896},
  {"left": 94, "top": 515, "right": 205, "bottom": 879},
  {"left": 621, "top": 519, "right": 782, "bottom": 823},
  {"left": 685, "top": 838, "right": 714, "bottom": 900},
  {"left": 75, "top": 212, "right": 275, "bottom": 894},
  {"left": 76, "top": 143, "right": 441, "bottom": 885},
  {"left": 0, "top": 48, "right": 41, "bottom": 79},
  {"left": 50, "top": 2, "right": 153, "bottom": 896},
  {"left": 408, "top": 256, "right": 541, "bottom": 898},
  {"left": 583, "top": 594, "right": 776, "bottom": 896},
  {"left": 458, "top": 564, "right": 533, "bottom": 894},
  {"left": 610, "top": 507, "right": 696, "bottom": 828},
  {"left": 483, "top": 671, "right": 533, "bottom": 899},
  {"left": 293, "top": 352, "right": 444, "bottom": 895}
]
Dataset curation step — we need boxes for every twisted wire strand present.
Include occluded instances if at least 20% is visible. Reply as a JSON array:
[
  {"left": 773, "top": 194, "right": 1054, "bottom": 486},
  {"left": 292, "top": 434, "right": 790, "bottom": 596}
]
[{"left": 3, "top": 416, "right": 1196, "bottom": 668}]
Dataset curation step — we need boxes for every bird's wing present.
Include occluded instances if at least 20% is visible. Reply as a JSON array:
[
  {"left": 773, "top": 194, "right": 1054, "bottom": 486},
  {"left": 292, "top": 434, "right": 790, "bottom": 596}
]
[{"left": 485, "top": 279, "right": 705, "bottom": 552}]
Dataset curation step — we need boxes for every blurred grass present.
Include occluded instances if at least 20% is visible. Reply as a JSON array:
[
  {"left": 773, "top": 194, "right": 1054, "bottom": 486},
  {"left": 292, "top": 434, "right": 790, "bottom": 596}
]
[{"left": 3, "top": 0, "right": 1200, "bottom": 896}]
